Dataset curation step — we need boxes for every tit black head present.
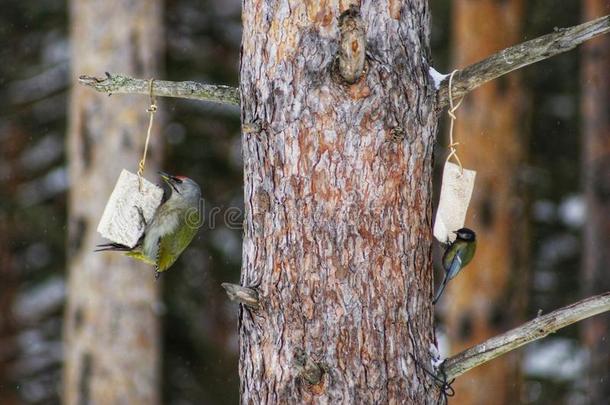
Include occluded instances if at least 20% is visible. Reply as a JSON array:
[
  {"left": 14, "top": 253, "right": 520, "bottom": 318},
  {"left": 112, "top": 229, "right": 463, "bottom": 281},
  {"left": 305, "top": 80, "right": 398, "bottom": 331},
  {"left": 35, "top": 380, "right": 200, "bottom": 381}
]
[{"left": 454, "top": 227, "right": 476, "bottom": 241}]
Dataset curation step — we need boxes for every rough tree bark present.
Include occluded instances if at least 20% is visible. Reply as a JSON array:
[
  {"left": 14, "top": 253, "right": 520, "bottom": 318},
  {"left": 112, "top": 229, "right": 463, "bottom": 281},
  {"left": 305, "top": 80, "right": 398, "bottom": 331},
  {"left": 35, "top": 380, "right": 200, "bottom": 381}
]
[
  {"left": 238, "top": 1, "right": 440, "bottom": 403},
  {"left": 442, "top": 1, "right": 526, "bottom": 404},
  {"left": 581, "top": 1, "right": 610, "bottom": 403},
  {"left": 74, "top": 6, "right": 610, "bottom": 403},
  {"left": 63, "top": 1, "right": 163, "bottom": 404}
]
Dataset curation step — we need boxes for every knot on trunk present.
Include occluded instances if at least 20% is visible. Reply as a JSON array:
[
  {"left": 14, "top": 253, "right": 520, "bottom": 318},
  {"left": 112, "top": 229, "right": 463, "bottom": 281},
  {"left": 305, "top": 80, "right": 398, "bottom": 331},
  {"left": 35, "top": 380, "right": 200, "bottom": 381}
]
[
  {"left": 336, "top": 5, "right": 366, "bottom": 84},
  {"left": 252, "top": 187, "right": 271, "bottom": 233}
]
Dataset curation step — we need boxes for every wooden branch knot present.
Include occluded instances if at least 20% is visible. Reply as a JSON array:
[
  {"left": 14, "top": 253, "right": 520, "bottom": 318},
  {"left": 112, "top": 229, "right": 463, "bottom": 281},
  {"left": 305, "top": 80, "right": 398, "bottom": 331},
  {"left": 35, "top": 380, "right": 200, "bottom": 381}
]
[
  {"left": 336, "top": 5, "right": 366, "bottom": 84},
  {"left": 78, "top": 73, "right": 129, "bottom": 94},
  {"left": 221, "top": 283, "right": 260, "bottom": 309},
  {"left": 252, "top": 188, "right": 271, "bottom": 234}
]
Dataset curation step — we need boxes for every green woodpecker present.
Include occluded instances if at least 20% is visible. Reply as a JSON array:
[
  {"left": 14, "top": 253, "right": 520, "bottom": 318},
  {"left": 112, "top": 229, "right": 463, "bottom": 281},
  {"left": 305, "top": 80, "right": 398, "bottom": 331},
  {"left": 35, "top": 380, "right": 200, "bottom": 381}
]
[
  {"left": 96, "top": 171, "right": 202, "bottom": 278},
  {"left": 433, "top": 228, "right": 477, "bottom": 304}
]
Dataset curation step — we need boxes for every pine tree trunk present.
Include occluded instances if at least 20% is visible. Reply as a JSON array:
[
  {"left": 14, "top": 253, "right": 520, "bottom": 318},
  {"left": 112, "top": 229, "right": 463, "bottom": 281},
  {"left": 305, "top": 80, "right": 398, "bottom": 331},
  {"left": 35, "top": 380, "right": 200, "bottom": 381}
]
[
  {"left": 239, "top": 2, "right": 441, "bottom": 403},
  {"left": 63, "top": 1, "right": 163, "bottom": 404},
  {"left": 442, "top": 1, "right": 526, "bottom": 404},
  {"left": 581, "top": 1, "right": 610, "bottom": 403}
]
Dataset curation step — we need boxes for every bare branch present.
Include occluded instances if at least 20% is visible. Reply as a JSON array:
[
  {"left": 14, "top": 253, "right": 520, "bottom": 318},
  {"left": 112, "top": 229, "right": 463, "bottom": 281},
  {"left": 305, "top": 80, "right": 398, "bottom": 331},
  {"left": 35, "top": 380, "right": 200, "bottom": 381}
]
[
  {"left": 79, "top": 17, "right": 609, "bottom": 110},
  {"left": 437, "top": 15, "right": 610, "bottom": 107},
  {"left": 78, "top": 73, "right": 240, "bottom": 106},
  {"left": 221, "top": 283, "right": 260, "bottom": 309},
  {"left": 443, "top": 292, "right": 610, "bottom": 380}
]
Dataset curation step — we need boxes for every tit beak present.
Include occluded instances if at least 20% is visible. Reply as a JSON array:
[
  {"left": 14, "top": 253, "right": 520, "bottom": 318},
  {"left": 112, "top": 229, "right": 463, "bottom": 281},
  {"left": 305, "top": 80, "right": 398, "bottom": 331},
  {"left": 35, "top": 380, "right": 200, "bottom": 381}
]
[
  {"left": 158, "top": 171, "right": 181, "bottom": 194},
  {"left": 452, "top": 231, "right": 458, "bottom": 234}
]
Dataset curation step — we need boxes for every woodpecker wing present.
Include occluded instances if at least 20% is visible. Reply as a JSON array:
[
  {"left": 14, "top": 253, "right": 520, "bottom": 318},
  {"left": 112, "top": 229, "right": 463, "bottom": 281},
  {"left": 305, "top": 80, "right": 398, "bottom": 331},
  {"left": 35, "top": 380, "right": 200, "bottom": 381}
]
[
  {"left": 155, "top": 209, "right": 201, "bottom": 273},
  {"left": 125, "top": 250, "right": 156, "bottom": 265}
]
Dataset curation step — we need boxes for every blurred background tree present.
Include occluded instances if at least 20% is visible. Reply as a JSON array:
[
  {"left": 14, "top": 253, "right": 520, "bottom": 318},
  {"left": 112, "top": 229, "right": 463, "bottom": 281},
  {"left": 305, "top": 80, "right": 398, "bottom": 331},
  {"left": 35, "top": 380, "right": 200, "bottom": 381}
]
[
  {"left": 63, "top": 1, "right": 163, "bottom": 404},
  {"left": 0, "top": 0, "right": 606, "bottom": 404},
  {"left": 581, "top": 1, "right": 610, "bottom": 403},
  {"left": 0, "top": 1, "right": 68, "bottom": 403}
]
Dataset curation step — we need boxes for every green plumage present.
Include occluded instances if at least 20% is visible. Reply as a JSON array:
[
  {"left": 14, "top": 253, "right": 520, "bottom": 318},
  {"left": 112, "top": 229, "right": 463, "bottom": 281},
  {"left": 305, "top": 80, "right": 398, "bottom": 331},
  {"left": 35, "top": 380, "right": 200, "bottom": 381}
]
[
  {"left": 441, "top": 238, "right": 476, "bottom": 277},
  {"left": 96, "top": 172, "right": 202, "bottom": 278},
  {"left": 124, "top": 208, "right": 201, "bottom": 272},
  {"left": 155, "top": 207, "right": 201, "bottom": 272},
  {"left": 124, "top": 250, "right": 156, "bottom": 266}
]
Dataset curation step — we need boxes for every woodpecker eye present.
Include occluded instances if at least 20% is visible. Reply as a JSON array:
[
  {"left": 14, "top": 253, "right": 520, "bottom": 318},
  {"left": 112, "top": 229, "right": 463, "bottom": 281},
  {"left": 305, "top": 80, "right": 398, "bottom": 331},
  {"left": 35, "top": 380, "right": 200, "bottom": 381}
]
[{"left": 173, "top": 177, "right": 183, "bottom": 184}]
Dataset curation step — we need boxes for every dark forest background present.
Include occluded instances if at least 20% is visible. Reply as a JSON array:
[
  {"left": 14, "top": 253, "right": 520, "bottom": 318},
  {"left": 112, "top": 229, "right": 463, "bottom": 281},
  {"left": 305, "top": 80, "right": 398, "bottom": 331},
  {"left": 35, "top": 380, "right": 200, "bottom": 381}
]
[{"left": 0, "top": 1, "right": 607, "bottom": 404}]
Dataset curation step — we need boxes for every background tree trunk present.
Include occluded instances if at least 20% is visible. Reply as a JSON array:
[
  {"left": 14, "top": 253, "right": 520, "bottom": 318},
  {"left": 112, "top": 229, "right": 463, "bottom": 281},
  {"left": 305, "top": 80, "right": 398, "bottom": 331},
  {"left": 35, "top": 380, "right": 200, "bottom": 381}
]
[
  {"left": 0, "top": 217, "right": 18, "bottom": 405},
  {"left": 0, "top": 126, "right": 23, "bottom": 405},
  {"left": 239, "top": 1, "right": 441, "bottom": 403},
  {"left": 581, "top": 1, "right": 610, "bottom": 403},
  {"left": 63, "top": 1, "right": 163, "bottom": 404},
  {"left": 442, "top": 1, "right": 527, "bottom": 404}
]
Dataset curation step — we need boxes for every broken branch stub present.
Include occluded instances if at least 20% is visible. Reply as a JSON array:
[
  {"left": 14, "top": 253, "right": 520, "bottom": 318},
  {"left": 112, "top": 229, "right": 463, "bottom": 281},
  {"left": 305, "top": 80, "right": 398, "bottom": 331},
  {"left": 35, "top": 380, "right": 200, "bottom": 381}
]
[{"left": 221, "top": 283, "right": 260, "bottom": 309}]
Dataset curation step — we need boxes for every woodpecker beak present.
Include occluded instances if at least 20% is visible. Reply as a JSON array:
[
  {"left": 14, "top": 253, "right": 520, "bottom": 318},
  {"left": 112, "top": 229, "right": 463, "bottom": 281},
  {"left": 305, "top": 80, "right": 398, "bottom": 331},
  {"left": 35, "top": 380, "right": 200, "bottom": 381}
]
[
  {"left": 159, "top": 171, "right": 181, "bottom": 194},
  {"left": 159, "top": 171, "right": 173, "bottom": 183}
]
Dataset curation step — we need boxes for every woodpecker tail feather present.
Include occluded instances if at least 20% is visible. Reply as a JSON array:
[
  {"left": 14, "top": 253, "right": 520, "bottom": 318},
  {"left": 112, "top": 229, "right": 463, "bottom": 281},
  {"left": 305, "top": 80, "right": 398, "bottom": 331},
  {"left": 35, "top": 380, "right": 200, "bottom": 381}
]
[{"left": 94, "top": 242, "right": 133, "bottom": 252}]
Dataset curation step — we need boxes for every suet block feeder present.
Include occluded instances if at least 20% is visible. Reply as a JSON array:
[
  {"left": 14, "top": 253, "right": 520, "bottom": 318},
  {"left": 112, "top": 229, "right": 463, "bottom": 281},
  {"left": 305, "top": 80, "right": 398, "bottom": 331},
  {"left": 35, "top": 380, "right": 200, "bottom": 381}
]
[
  {"left": 433, "top": 162, "right": 476, "bottom": 243},
  {"left": 97, "top": 169, "right": 163, "bottom": 248}
]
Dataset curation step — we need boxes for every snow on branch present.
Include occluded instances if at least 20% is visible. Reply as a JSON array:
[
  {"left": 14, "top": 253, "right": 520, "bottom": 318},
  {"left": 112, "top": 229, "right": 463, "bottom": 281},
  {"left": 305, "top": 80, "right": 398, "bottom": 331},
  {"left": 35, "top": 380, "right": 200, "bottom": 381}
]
[
  {"left": 443, "top": 292, "right": 610, "bottom": 381},
  {"left": 78, "top": 73, "right": 240, "bottom": 106},
  {"left": 437, "top": 15, "right": 610, "bottom": 108}
]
